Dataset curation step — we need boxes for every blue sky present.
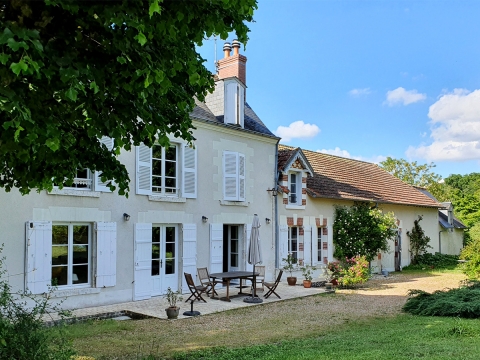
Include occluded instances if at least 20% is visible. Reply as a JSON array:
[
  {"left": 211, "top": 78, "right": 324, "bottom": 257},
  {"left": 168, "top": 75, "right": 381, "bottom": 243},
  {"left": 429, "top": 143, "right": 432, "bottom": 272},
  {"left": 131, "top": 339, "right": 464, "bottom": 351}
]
[{"left": 198, "top": 0, "right": 480, "bottom": 178}]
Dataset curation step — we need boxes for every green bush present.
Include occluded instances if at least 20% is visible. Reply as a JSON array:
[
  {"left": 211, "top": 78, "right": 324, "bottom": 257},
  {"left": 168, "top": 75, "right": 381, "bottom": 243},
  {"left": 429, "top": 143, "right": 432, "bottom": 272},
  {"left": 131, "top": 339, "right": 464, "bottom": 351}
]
[
  {"left": 339, "top": 256, "right": 370, "bottom": 288},
  {"left": 402, "top": 253, "right": 459, "bottom": 270},
  {"left": 460, "top": 236, "right": 480, "bottom": 279},
  {"left": 403, "top": 281, "right": 480, "bottom": 318},
  {"left": 0, "top": 250, "right": 75, "bottom": 359}
]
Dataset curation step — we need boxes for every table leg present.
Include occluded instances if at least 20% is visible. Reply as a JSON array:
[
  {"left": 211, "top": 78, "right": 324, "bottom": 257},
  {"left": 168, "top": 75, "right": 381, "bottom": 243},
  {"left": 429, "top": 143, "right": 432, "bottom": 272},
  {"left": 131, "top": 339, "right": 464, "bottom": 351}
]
[
  {"left": 210, "top": 281, "right": 216, "bottom": 299},
  {"left": 226, "top": 279, "right": 231, "bottom": 302}
]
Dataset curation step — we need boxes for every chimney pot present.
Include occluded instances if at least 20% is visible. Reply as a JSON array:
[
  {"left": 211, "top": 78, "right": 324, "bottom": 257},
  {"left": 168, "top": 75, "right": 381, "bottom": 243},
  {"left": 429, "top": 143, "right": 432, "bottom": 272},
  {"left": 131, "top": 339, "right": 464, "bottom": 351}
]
[
  {"left": 232, "top": 39, "right": 241, "bottom": 55},
  {"left": 223, "top": 42, "right": 232, "bottom": 58}
]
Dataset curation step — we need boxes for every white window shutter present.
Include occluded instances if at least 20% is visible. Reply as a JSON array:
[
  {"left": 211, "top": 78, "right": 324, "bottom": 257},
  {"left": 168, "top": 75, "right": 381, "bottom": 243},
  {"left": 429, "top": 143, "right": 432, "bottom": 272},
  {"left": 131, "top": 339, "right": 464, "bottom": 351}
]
[
  {"left": 312, "top": 226, "right": 319, "bottom": 266},
  {"left": 209, "top": 223, "right": 223, "bottom": 274},
  {"left": 279, "top": 225, "right": 288, "bottom": 266},
  {"left": 224, "top": 81, "right": 237, "bottom": 125},
  {"left": 239, "top": 85, "right": 245, "bottom": 128},
  {"left": 25, "top": 221, "right": 52, "bottom": 294},
  {"left": 134, "top": 223, "right": 153, "bottom": 301},
  {"left": 94, "top": 136, "right": 114, "bottom": 192},
  {"left": 181, "top": 224, "right": 197, "bottom": 294},
  {"left": 238, "top": 153, "right": 246, "bottom": 201},
  {"left": 136, "top": 143, "right": 152, "bottom": 195},
  {"left": 182, "top": 145, "right": 197, "bottom": 199},
  {"left": 303, "top": 225, "right": 312, "bottom": 266},
  {"left": 223, "top": 151, "right": 238, "bottom": 201},
  {"left": 95, "top": 222, "right": 116, "bottom": 288},
  {"left": 245, "top": 224, "right": 253, "bottom": 272}
]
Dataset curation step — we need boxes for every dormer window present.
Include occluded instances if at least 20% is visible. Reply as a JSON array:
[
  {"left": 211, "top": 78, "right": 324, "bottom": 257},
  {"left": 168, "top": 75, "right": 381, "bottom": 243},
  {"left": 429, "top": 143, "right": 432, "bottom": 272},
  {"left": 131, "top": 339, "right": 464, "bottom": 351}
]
[
  {"left": 289, "top": 171, "right": 301, "bottom": 205},
  {"left": 224, "top": 79, "right": 245, "bottom": 128}
]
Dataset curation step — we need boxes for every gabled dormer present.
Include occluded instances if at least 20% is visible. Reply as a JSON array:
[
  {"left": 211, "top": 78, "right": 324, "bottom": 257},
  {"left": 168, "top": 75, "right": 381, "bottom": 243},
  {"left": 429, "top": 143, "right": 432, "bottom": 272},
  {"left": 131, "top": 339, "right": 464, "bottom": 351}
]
[{"left": 205, "top": 40, "right": 247, "bottom": 129}]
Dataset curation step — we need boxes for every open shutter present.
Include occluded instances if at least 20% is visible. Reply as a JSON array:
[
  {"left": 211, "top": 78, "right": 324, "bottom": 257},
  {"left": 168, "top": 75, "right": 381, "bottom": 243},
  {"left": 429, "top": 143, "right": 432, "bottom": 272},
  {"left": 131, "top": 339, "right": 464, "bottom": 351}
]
[
  {"left": 279, "top": 225, "right": 288, "bottom": 266},
  {"left": 136, "top": 143, "right": 152, "bottom": 195},
  {"left": 303, "top": 225, "right": 312, "bottom": 266},
  {"left": 134, "top": 223, "right": 152, "bottom": 301},
  {"left": 224, "top": 81, "right": 237, "bottom": 125},
  {"left": 238, "top": 153, "right": 246, "bottom": 201},
  {"left": 210, "top": 223, "right": 223, "bottom": 274},
  {"left": 95, "top": 222, "right": 116, "bottom": 288},
  {"left": 94, "top": 136, "right": 114, "bottom": 192},
  {"left": 245, "top": 223, "right": 253, "bottom": 272},
  {"left": 223, "top": 151, "right": 238, "bottom": 201},
  {"left": 312, "top": 226, "right": 319, "bottom": 266},
  {"left": 327, "top": 225, "right": 334, "bottom": 262},
  {"left": 182, "top": 145, "right": 197, "bottom": 199},
  {"left": 25, "top": 221, "right": 52, "bottom": 294},
  {"left": 181, "top": 224, "right": 197, "bottom": 294}
]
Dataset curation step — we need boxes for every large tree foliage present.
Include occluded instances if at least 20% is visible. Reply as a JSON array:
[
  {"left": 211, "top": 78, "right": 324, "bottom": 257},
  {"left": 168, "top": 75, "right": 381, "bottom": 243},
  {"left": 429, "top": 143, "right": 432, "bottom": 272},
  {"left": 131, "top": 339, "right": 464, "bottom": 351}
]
[
  {"left": 0, "top": 0, "right": 257, "bottom": 195},
  {"left": 333, "top": 203, "right": 397, "bottom": 262},
  {"left": 379, "top": 157, "right": 442, "bottom": 189}
]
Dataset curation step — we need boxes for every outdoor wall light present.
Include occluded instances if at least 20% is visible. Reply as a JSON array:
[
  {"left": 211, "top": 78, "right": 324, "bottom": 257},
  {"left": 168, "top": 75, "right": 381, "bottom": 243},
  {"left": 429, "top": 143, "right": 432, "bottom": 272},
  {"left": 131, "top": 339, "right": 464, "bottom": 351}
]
[
  {"left": 202, "top": 216, "right": 208, "bottom": 223},
  {"left": 123, "top": 213, "right": 131, "bottom": 221},
  {"left": 267, "top": 187, "right": 278, "bottom": 196},
  {"left": 266, "top": 218, "right": 271, "bottom": 224}
]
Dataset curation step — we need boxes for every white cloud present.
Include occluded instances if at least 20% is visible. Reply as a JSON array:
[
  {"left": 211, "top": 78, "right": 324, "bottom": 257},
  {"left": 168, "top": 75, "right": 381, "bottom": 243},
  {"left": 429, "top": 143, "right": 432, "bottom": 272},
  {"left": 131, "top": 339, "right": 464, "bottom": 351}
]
[
  {"left": 316, "top": 147, "right": 386, "bottom": 164},
  {"left": 406, "top": 89, "right": 480, "bottom": 161},
  {"left": 385, "top": 87, "right": 426, "bottom": 106},
  {"left": 274, "top": 121, "right": 320, "bottom": 142},
  {"left": 349, "top": 88, "right": 371, "bottom": 97}
]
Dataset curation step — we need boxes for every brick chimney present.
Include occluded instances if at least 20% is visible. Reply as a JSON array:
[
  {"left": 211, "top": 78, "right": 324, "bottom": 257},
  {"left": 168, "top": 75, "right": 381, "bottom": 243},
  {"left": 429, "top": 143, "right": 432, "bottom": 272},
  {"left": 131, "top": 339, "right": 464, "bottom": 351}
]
[{"left": 217, "top": 39, "right": 247, "bottom": 85}]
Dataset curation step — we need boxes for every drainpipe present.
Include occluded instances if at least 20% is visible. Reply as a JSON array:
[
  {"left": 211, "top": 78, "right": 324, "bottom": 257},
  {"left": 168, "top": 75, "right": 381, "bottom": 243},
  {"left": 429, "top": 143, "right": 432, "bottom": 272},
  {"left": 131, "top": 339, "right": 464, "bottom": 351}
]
[
  {"left": 274, "top": 139, "right": 280, "bottom": 270},
  {"left": 439, "top": 230, "right": 445, "bottom": 254}
]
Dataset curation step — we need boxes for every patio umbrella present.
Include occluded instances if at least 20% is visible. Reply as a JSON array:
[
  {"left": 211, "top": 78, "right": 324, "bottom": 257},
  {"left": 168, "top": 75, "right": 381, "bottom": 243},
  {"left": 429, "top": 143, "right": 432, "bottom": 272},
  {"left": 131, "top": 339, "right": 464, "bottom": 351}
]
[{"left": 244, "top": 214, "right": 263, "bottom": 303}]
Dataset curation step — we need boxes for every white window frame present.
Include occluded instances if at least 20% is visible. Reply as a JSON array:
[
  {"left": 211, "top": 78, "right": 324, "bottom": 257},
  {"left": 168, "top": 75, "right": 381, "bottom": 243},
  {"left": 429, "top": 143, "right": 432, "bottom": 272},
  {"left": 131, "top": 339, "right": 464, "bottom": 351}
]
[
  {"left": 51, "top": 223, "right": 91, "bottom": 288},
  {"left": 288, "top": 226, "right": 299, "bottom": 262},
  {"left": 152, "top": 144, "right": 179, "bottom": 197},
  {"left": 288, "top": 171, "right": 301, "bottom": 205}
]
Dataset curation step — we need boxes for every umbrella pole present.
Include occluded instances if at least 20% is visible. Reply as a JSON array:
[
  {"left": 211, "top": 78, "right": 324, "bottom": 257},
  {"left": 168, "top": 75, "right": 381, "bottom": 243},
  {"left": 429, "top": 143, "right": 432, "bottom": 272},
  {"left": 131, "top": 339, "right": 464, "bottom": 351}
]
[{"left": 253, "top": 264, "right": 256, "bottom": 298}]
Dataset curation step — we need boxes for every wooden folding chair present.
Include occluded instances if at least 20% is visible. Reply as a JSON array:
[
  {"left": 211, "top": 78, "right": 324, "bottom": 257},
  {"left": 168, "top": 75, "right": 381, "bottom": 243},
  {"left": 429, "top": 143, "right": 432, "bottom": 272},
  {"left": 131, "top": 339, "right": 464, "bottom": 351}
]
[
  {"left": 264, "top": 270, "right": 283, "bottom": 299},
  {"left": 197, "top": 267, "right": 220, "bottom": 297},
  {"left": 184, "top": 272, "right": 208, "bottom": 303},
  {"left": 254, "top": 265, "right": 266, "bottom": 292}
]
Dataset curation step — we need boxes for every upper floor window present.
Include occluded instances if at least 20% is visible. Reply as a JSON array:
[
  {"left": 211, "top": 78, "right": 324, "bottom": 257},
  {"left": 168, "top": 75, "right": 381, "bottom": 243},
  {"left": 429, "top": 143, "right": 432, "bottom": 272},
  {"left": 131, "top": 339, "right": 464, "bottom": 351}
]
[
  {"left": 57, "top": 168, "right": 93, "bottom": 190},
  {"left": 152, "top": 145, "right": 178, "bottom": 195},
  {"left": 223, "top": 151, "right": 245, "bottom": 201},
  {"left": 289, "top": 172, "right": 301, "bottom": 205},
  {"left": 136, "top": 142, "right": 197, "bottom": 199},
  {"left": 224, "top": 79, "right": 245, "bottom": 128}
]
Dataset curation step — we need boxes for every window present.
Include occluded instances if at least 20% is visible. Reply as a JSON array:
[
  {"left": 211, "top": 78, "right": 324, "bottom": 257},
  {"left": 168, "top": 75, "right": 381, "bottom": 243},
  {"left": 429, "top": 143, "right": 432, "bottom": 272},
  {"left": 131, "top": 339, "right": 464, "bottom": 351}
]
[
  {"left": 151, "top": 226, "right": 177, "bottom": 276},
  {"left": 136, "top": 143, "right": 197, "bottom": 198},
  {"left": 317, "top": 228, "right": 322, "bottom": 263},
  {"left": 55, "top": 168, "right": 92, "bottom": 190},
  {"left": 51, "top": 224, "right": 91, "bottom": 286},
  {"left": 152, "top": 145, "right": 178, "bottom": 196},
  {"left": 289, "top": 172, "right": 301, "bottom": 205},
  {"left": 224, "top": 79, "right": 245, "bottom": 128},
  {"left": 223, "top": 151, "right": 245, "bottom": 201},
  {"left": 288, "top": 227, "right": 298, "bottom": 261}
]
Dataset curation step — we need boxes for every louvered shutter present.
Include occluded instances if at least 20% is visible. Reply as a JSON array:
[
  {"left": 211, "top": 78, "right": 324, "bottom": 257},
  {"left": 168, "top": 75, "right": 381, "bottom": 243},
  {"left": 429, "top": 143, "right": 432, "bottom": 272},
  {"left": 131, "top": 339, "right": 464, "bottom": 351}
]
[
  {"left": 303, "top": 225, "right": 312, "bottom": 266},
  {"left": 312, "top": 226, "right": 319, "bottom": 266},
  {"left": 279, "top": 225, "right": 288, "bottom": 266},
  {"left": 245, "top": 224, "right": 253, "bottom": 272},
  {"left": 136, "top": 143, "right": 152, "bottom": 195},
  {"left": 25, "top": 221, "right": 52, "bottom": 294},
  {"left": 223, "top": 151, "right": 238, "bottom": 201},
  {"left": 94, "top": 136, "right": 114, "bottom": 192},
  {"left": 224, "top": 81, "right": 237, "bottom": 125},
  {"left": 181, "top": 224, "right": 197, "bottom": 294},
  {"left": 134, "top": 223, "right": 152, "bottom": 300},
  {"left": 182, "top": 145, "right": 197, "bottom": 199},
  {"left": 238, "top": 153, "right": 246, "bottom": 201},
  {"left": 95, "top": 222, "right": 116, "bottom": 288},
  {"left": 210, "top": 223, "right": 223, "bottom": 274}
]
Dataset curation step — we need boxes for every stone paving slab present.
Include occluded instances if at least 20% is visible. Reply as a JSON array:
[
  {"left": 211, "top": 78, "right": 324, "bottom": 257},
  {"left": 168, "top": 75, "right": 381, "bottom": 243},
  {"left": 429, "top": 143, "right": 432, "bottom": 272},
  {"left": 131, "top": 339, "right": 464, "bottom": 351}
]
[{"left": 47, "top": 282, "right": 329, "bottom": 323}]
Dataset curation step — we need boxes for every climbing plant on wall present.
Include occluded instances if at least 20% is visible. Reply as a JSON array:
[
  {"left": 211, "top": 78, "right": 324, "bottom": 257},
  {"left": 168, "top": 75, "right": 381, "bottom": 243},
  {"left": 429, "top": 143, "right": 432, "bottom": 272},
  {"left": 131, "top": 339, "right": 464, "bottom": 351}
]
[
  {"left": 406, "top": 215, "right": 432, "bottom": 264},
  {"left": 333, "top": 202, "right": 397, "bottom": 261}
]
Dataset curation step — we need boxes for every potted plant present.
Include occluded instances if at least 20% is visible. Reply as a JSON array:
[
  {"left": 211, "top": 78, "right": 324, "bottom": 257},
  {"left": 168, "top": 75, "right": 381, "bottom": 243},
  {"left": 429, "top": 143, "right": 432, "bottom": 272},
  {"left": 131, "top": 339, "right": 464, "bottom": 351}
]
[
  {"left": 282, "top": 253, "right": 298, "bottom": 286},
  {"left": 300, "top": 264, "right": 317, "bottom": 288},
  {"left": 327, "top": 261, "right": 341, "bottom": 286},
  {"left": 165, "top": 287, "right": 182, "bottom": 319}
]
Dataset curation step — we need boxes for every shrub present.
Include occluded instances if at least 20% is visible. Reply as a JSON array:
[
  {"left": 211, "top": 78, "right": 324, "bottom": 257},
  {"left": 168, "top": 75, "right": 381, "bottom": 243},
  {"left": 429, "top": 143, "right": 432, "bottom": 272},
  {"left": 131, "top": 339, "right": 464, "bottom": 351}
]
[
  {"left": 406, "top": 215, "right": 432, "bottom": 264},
  {"left": 460, "top": 236, "right": 480, "bottom": 279},
  {"left": 402, "top": 253, "right": 459, "bottom": 270},
  {"left": 403, "top": 281, "right": 480, "bottom": 318},
  {"left": 327, "top": 256, "right": 370, "bottom": 288},
  {"left": 0, "top": 249, "right": 75, "bottom": 359}
]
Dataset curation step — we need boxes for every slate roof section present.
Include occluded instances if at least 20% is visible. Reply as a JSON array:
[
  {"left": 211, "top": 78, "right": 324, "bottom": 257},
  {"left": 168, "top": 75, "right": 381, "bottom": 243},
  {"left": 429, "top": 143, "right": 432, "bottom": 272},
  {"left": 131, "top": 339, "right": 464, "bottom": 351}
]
[
  {"left": 190, "top": 100, "right": 276, "bottom": 138},
  {"left": 439, "top": 211, "right": 467, "bottom": 229},
  {"left": 278, "top": 144, "right": 442, "bottom": 208}
]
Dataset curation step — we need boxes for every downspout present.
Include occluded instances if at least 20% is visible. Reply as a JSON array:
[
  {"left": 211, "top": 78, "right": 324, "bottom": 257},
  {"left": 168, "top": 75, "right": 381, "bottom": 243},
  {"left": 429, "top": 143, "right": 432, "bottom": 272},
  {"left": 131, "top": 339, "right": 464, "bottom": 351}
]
[
  {"left": 439, "top": 230, "right": 444, "bottom": 254},
  {"left": 274, "top": 139, "right": 280, "bottom": 269}
]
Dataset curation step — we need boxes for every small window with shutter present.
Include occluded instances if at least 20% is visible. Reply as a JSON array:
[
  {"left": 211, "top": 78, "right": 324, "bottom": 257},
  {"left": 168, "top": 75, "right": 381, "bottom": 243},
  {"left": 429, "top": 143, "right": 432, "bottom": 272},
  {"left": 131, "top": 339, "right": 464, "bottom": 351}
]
[{"left": 223, "top": 151, "right": 246, "bottom": 201}]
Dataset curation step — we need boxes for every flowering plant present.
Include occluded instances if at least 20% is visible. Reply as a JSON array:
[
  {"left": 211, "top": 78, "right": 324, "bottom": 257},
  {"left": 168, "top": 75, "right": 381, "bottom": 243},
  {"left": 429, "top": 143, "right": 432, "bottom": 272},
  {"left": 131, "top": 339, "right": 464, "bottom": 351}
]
[
  {"left": 339, "top": 256, "right": 370, "bottom": 287},
  {"left": 327, "top": 261, "right": 342, "bottom": 281}
]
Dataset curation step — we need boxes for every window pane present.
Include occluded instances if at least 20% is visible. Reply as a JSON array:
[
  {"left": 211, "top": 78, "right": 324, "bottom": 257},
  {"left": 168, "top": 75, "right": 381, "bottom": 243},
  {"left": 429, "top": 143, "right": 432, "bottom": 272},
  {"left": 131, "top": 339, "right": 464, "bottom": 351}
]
[
  {"left": 165, "top": 146, "right": 176, "bottom": 161},
  {"left": 52, "top": 266, "right": 68, "bottom": 286},
  {"left": 77, "top": 168, "right": 89, "bottom": 179},
  {"left": 152, "top": 227, "right": 160, "bottom": 242},
  {"left": 165, "top": 161, "right": 176, "bottom": 177},
  {"left": 152, "top": 244, "right": 160, "bottom": 260},
  {"left": 152, "top": 176, "right": 162, "bottom": 189},
  {"left": 52, "top": 225, "right": 68, "bottom": 244},
  {"left": 231, "top": 254, "right": 238, "bottom": 267},
  {"left": 231, "top": 226, "right": 238, "bottom": 239},
  {"left": 166, "top": 243, "right": 175, "bottom": 258},
  {"left": 165, "top": 177, "right": 176, "bottom": 190},
  {"left": 152, "top": 159, "right": 162, "bottom": 176},
  {"left": 291, "top": 227, "right": 298, "bottom": 239},
  {"left": 231, "top": 240, "right": 238, "bottom": 253},
  {"left": 73, "top": 225, "right": 89, "bottom": 244},
  {"left": 165, "top": 259, "right": 174, "bottom": 274},
  {"left": 73, "top": 245, "right": 88, "bottom": 264},
  {"left": 152, "top": 260, "right": 160, "bottom": 276},
  {"left": 72, "top": 265, "right": 88, "bottom": 284},
  {"left": 152, "top": 146, "right": 162, "bottom": 160},
  {"left": 165, "top": 227, "right": 175, "bottom": 242},
  {"left": 52, "top": 246, "right": 68, "bottom": 265}
]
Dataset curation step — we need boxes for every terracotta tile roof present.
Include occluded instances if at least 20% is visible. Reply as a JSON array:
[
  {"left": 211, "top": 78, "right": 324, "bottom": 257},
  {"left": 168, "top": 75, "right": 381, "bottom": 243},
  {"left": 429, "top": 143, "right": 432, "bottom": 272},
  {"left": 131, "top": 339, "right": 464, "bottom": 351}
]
[{"left": 278, "top": 144, "right": 441, "bottom": 208}]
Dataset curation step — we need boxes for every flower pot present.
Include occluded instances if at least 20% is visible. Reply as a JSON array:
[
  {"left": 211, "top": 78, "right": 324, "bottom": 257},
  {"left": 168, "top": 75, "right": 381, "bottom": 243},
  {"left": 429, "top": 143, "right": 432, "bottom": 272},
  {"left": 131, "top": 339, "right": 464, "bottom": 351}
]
[
  {"left": 165, "top": 306, "right": 180, "bottom": 319},
  {"left": 303, "top": 280, "right": 312, "bottom": 288},
  {"left": 331, "top": 279, "right": 338, "bottom": 286},
  {"left": 286, "top": 276, "right": 297, "bottom": 286}
]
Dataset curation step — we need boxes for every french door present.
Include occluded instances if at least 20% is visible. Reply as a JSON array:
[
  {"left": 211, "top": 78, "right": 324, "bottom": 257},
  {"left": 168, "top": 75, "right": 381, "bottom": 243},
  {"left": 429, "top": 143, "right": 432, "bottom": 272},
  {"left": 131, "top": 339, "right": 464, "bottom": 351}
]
[{"left": 151, "top": 225, "right": 178, "bottom": 295}]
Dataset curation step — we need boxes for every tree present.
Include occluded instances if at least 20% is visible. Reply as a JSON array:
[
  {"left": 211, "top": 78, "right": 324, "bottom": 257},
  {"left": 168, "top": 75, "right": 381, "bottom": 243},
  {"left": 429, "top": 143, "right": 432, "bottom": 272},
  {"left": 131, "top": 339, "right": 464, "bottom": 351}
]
[
  {"left": 379, "top": 157, "right": 442, "bottom": 188},
  {"left": 406, "top": 215, "right": 432, "bottom": 264},
  {"left": 0, "top": 0, "right": 257, "bottom": 195},
  {"left": 333, "top": 202, "right": 397, "bottom": 262}
]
